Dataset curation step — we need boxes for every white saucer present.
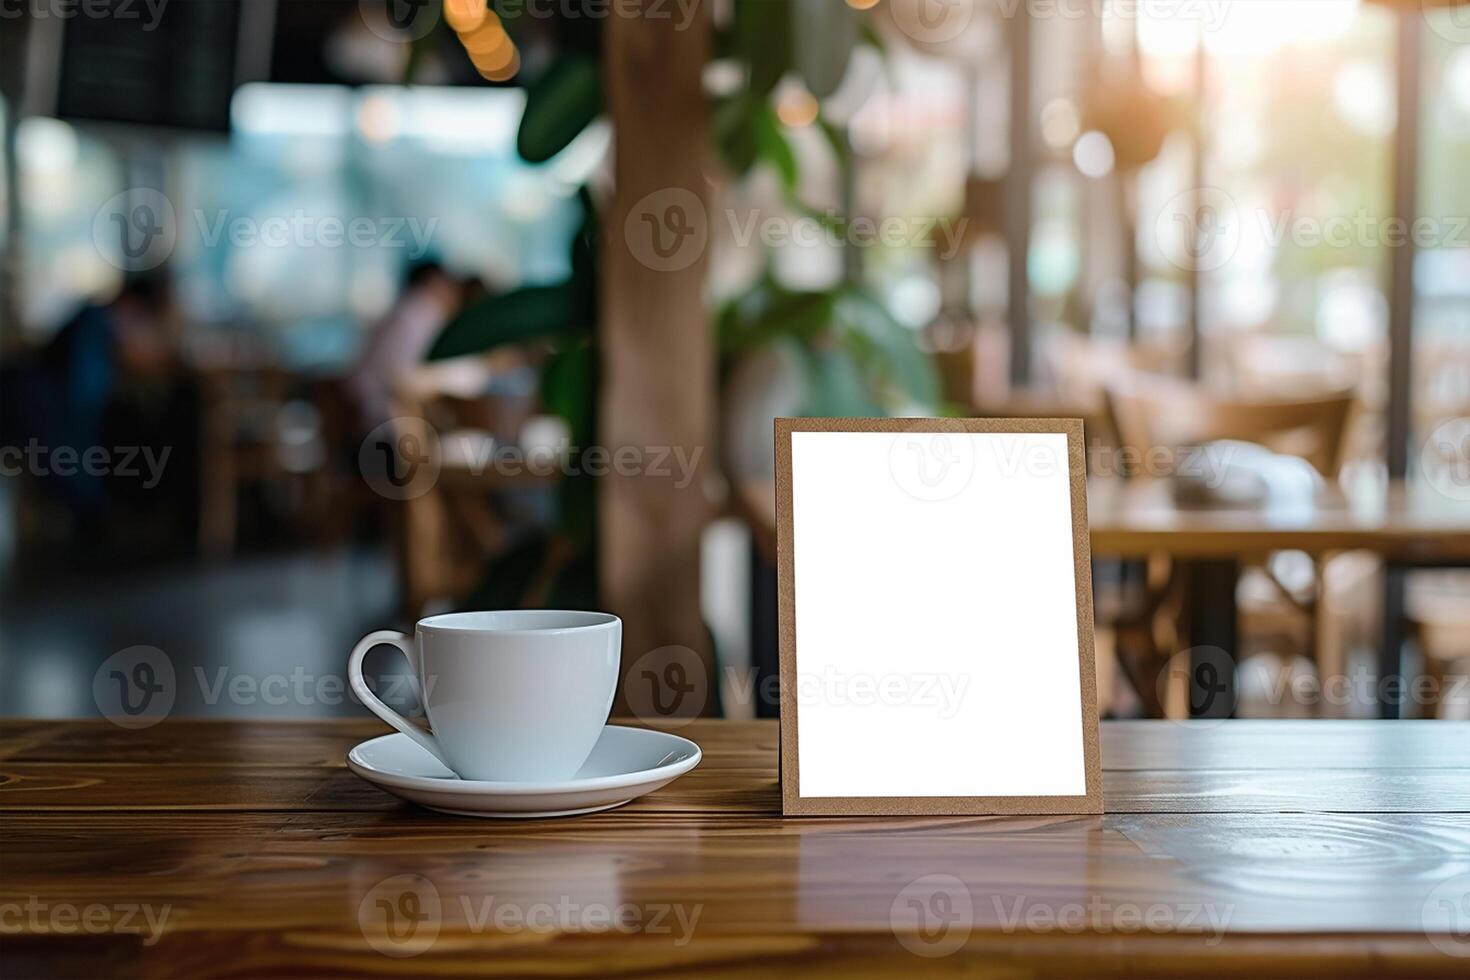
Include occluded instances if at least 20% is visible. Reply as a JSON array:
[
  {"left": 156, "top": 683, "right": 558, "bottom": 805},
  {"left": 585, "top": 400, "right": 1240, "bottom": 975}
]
[{"left": 346, "top": 725, "right": 701, "bottom": 818}]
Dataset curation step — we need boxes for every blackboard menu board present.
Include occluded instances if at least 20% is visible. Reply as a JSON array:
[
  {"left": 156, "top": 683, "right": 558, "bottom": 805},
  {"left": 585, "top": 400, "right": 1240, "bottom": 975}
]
[{"left": 55, "top": 0, "right": 245, "bottom": 132}]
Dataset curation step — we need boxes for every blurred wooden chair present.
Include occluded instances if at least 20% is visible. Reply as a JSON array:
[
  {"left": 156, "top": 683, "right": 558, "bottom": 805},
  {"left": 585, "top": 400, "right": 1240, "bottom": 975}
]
[
  {"left": 1102, "top": 374, "right": 1358, "bottom": 715},
  {"left": 1410, "top": 571, "right": 1470, "bottom": 719},
  {"left": 1107, "top": 374, "right": 1356, "bottom": 481},
  {"left": 1407, "top": 340, "right": 1470, "bottom": 710},
  {"left": 387, "top": 352, "right": 553, "bottom": 617},
  {"left": 198, "top": 364, "right": 299, "bottom": 558},
  {"left": 1223, "top": 333, "right": 1364, "bottom": 399}
]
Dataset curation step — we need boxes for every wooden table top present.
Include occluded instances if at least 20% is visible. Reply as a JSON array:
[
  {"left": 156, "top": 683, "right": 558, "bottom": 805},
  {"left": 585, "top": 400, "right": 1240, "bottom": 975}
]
[
  {"left": 1087, "top": 478, "right": 1470, "bottom": 559},
  {"left": 4, "top": 718, "right": 1469, "bottom": 977},
  {"left": 737, "top": 477, "right": 1470, "bottom": 563}
]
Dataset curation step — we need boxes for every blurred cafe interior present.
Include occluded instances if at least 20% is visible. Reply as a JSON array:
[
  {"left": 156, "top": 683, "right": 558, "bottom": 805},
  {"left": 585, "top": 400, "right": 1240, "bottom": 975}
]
[{"left": 1, "top": 0, "right": 1468, "bottom": 727}]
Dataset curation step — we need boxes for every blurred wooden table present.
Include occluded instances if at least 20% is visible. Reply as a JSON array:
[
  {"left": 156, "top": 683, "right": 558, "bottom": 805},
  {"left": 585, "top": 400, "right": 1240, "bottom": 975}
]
[
  {"left": 4, "top": 718, "right": 1469, "bottom": 977},
  {"left": 737, "top": 478, "right": 1470, "bottom": 717},
  {"left": 1087, "top": 478, "right": 1470, "bottom": 560},
  {"left": 1088, "top": 478, "right": 1470, "bottom": 717},
  {"left": 738, "top": 477, "right": 1470, "bottom": 566}
]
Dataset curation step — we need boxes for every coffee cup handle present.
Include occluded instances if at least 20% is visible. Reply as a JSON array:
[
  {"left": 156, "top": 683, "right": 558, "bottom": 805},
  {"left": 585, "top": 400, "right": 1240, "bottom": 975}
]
[{"left": 348, "top": 631, "right": 454, "bottom": 772}]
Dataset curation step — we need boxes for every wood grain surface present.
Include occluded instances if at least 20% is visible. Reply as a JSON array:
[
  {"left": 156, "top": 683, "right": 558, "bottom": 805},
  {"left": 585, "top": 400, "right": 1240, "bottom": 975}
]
[{"left": 3, "top": 719, "right": 1469, "bottom": 977}]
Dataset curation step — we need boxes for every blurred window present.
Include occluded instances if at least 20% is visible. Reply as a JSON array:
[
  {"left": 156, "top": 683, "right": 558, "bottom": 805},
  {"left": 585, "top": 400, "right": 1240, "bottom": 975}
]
[
  {"left": 1413, "top": 11, "right": 1470, "bottom": 474},
  {"left": 14, "top": 84, "right": 587, "bottom": 369}
]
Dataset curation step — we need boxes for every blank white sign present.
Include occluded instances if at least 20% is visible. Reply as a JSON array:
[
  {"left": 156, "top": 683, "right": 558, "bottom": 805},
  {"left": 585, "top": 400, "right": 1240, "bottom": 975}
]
[{"left": 789, "top": 430, "right": 1088, "bottom": 798}]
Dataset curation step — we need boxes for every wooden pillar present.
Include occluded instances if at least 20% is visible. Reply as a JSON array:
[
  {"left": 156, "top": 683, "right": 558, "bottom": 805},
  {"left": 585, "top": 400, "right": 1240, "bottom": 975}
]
[
  {"left": 1187, "top": 36, "right": 1207, "bottom": 380},
  {"left": 0, "top": 13, "right": 27, "bottom": 342},
  {"left": 601, "top": 2, "right": 716, "bottom": 717},
  {"left": 1379, "top": 8, "right": 1423, "bottom": 719},
  {"left": 1006, "top": 8, "right": 1032, "bottom": 386},
  {"left": 1385, "top": 9, "right": 1421, "bottom": 481}
]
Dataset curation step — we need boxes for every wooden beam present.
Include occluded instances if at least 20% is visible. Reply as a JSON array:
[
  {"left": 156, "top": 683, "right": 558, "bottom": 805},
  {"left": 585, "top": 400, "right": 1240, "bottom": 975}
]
[
  {"left": 0, "top": 13, "right": 28, "bottom": 342},
  {"left": 1379, "top": 9, "right": 1423, "bottom": 718},
  {"left": 1007, "top": 8, "right": 1032, "bottom": 385},
  {"left": 1187, "top": 36, "right": 1207, "bottom": 380},
  {"left": 600, "top": 1, "right": 716, "bottom": 718},
  {"left": 1385, "top": 8, "right": 1421, "bottom": 480}
]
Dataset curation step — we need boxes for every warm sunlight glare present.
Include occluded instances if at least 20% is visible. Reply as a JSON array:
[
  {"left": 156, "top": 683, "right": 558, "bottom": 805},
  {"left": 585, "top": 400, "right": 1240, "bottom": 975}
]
[{"left": 1136, "top": 0, "right": 1361, "bottom": 60}]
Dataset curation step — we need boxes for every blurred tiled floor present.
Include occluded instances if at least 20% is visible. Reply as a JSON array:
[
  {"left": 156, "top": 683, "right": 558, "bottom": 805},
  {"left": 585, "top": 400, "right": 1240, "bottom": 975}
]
[{"left": 0, "top": 545, "right": 405, "bottom": 719}]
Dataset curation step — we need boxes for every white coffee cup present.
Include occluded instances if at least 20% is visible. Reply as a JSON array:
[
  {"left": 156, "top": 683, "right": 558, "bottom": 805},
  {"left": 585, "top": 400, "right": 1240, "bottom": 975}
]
[{"left": 348, "top": 610, "right": 621, "bottom": 782}]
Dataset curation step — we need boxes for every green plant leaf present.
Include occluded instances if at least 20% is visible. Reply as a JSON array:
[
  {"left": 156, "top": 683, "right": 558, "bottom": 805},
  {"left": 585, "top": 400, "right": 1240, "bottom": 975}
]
[
  {"left": 832, "top": 286, "right": 940, "bottom": 410},
  {"left": 752, "top": 104, "right": 799, "bottom": 191},
  {"left": 815, "top": 116, "right": 853, "bottom": 187},
  {"left": 733, "top": 0, "right": 792, "bottom": 99},
  {"left": 517, "top": 55, "right": 601, "bottom": 164},
  {"left": 426, "top": 285, "right": 590, "bottom": 361},
  {"left": 859, "top": 15, "right": 888, "bottom": 59},
  {"left": 542, "top": 341, "right": 596, "bottom": 448},
  {"left": 791, "top": 0, "right": 857, "bottom": 99},
  {"left": 542, "top": 342, "right": 598, "bottom": 549},
  {"left": 796, "top": 344, "right": 883, "bottom": 417},
  {"left": 717, "top": 280, "right": 834, "bottom": 354},
  {"left": 714, "top": 93, "right": 761, "bottom": 176}
]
